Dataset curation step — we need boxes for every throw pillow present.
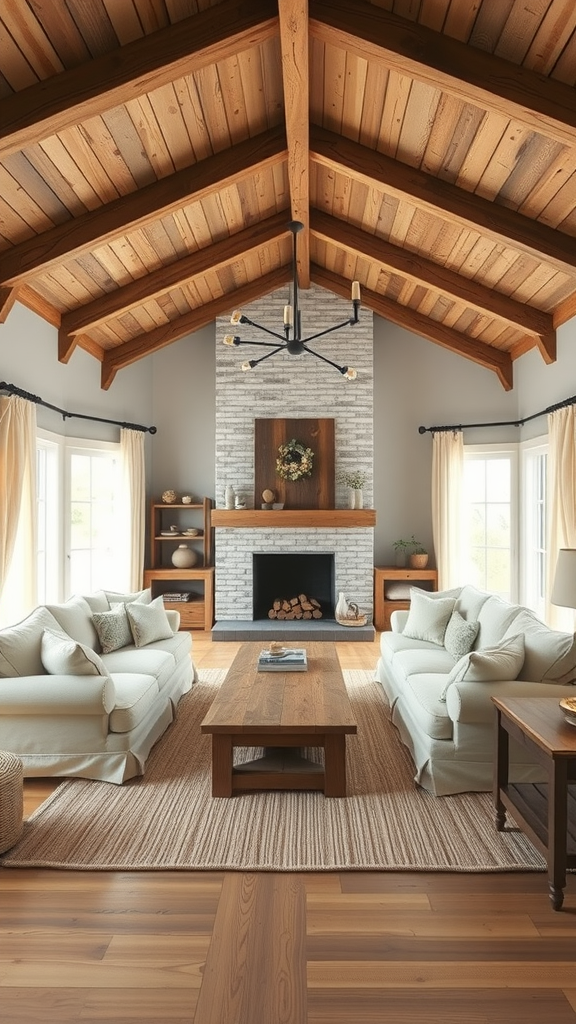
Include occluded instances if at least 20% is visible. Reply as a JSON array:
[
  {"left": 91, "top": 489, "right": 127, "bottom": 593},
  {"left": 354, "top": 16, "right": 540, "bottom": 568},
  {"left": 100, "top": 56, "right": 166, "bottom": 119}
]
[
  {"left": 444, "top": 609, "right": 479, "bottom": 660},
  {"left": 41, "top": 628, "right": 108, "bottom": 676},
  {"left": 440, "top": 633, "right": 525, "bottom": 700},
  {"left": 503, "top": 609, "right": 576, "bottom": 684},
  {"left": 92, "top": 605, "right": 133, "bottom": 654},
  {"left": 402, "top": 588, "right": 456, "bottom": 646},
  {"left": 126, "top": 595, "right": 173, "bottom": 648}
]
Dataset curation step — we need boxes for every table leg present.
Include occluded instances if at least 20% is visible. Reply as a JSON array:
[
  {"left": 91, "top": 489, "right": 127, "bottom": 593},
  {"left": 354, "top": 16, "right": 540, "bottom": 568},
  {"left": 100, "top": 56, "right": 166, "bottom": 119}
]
[
  {"left": 324, "top": 734, "right": 346, "bottom": 797},
  {"left": 211, "top": 734, "right": 233, "bottom": 797},
  {"left": 548, "top": 758, "right": 568, "bottom": 911},
  {"left": 494, "top": 708, "right": 508, "bottom": 831}
]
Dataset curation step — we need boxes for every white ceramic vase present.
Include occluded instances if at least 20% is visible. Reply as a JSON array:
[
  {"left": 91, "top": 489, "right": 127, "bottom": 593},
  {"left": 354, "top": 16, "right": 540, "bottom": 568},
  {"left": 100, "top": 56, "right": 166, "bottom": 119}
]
[
  {"left": 171, "top": 544, "right": 198, "bottom": 568},
  {"left": 225, "top": 485, "right": 235, "bottom": 510}
]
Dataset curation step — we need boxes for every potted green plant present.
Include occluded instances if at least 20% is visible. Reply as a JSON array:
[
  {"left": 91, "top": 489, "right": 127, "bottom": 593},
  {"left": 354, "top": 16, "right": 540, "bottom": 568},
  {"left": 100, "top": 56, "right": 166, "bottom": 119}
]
[
  {"left": 408, "top": 535, "right": 429, "bottom": 569},
  {"left": 392, "top": 537, "right": 412, "bottom": 567}
]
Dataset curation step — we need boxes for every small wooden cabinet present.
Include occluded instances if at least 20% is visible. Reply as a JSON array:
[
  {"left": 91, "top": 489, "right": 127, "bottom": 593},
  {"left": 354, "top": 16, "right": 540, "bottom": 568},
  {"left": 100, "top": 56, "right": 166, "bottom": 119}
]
[
  {"left": 374, "top": 566, "right": 438, "bottom": 632},
  {"left": 144, "top": 497, "right": 214, "bottom": 631}
]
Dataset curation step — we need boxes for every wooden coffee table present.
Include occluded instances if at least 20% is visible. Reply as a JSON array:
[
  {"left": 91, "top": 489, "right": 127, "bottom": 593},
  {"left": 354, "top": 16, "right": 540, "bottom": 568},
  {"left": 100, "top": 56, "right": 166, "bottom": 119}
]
[{"left": 200, "top": 642, "right": 357, "bottom": 797}]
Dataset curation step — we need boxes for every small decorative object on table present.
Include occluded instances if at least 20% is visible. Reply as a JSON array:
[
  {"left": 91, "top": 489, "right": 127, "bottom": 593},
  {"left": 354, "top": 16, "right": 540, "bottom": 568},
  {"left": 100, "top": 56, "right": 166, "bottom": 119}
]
[
  {"left": 224, "top": 485, "right": 235, "bottom": 509},
  {"left": 257, "top": 646, "right": 308, "bottom": 672},
  {"left": 162, "top": 489, "right": 177, "bottom": 504},
  {"left": 181, "top": 495, "right": 193, "bottom": 504},
  {"left": 171, "top": 544, "right": 198, "bottom": 568},
  {"left": 335, "top": 591, "right": 368, "bottom": 627},
  {"left": 407, "top": 535, "right": 429, "bottom": 568}
]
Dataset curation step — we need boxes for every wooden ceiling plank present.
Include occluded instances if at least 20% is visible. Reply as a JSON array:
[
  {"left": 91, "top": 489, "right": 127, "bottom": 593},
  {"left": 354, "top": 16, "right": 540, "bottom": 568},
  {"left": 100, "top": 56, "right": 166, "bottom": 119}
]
[
  {"left": 278, "top": 0, "right": 310, "bottom": 287},
  {"left": 312, "top": 262, "right": 514, "bottom": 389},
  {"left": 0, "top": 286, "right": 18, "bottom": 323},
  {"left": 60, "top": 212, "right": 289, "bottom": 335},
  {"left": 309, "top": 0, "right": 576, "bottom": 147},
  {"left": 100, "top": 264, "right": 291, "bottom": 388},
  {"left": 0, "top": 126, "right": 287, "bottom": 285},
  {"left": 310, "top": 209, "right": 555, "bottom": 349},
  {"left": 310, "top": 126, "right": 576, "bottom": 276},
  {"left": 0, "top": 0, "right": 279, "bottom": 160}
]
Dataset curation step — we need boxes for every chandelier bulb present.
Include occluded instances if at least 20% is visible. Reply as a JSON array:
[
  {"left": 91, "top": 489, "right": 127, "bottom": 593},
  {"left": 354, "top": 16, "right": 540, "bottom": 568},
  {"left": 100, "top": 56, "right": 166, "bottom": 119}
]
[
  {"left": 343, "top": 367, "right": 358, "bottom": 380},
  {"left": 241, "top": 360, "right": 254, "bottom": 372},
  {"left": 223, "top": 334, "right": 239, "bottom": 346},
  {"left": 351, "top": 281, "right": 361, "bottom": 302},
  {"left": 283, "top": 304, "right": 293, "bottom": 326},
  {"left": 230, "top": 310, "right": 243, "bottom": 325}
]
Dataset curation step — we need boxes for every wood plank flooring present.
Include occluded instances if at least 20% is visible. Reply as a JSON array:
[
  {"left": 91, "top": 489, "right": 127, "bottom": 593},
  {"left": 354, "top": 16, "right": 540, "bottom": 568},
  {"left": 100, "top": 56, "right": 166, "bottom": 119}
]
[{"left": 2, "top": 633, "right": 575, "bottom": 1024}]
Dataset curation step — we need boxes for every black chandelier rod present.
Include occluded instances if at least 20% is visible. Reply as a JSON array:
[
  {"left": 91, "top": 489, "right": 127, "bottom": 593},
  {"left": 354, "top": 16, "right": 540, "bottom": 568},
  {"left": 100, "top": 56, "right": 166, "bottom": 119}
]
[
  {"left": 418, "top": 394, "right": 576, "bottom": 435},
  {"left": 0, "top": 381, "right": 157, "bottom": 434}
]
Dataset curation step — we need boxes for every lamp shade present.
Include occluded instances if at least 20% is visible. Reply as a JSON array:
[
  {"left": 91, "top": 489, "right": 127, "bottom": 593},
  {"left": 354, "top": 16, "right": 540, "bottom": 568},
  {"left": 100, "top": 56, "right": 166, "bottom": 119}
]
[{"left": 551, "top": 549, "right": 576, "bottom": 608}]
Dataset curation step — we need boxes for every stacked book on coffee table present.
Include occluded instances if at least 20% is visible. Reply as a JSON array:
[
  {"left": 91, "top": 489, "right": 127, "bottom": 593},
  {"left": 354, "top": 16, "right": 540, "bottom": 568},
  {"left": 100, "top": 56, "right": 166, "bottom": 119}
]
[{"left": 257, "top": 647, "right": 308, "bottom": 672}]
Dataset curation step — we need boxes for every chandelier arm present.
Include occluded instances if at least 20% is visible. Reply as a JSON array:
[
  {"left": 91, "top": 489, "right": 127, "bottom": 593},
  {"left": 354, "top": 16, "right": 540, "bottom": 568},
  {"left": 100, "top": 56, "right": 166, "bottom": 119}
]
[
  {"left": 302, "top": 346, "right": 348, "bottom": 373},
  {"left": 237, "top": 317, "right": 287, "bottom": 341},
  {"left": 249, "top": 346, "right": 286, "bottom": 366},
  {"left": 234, "top": 338, "right": 288, "bottom": 349},
  {"left": 302, "top": 317, "right": 359, "bottom": 344}
]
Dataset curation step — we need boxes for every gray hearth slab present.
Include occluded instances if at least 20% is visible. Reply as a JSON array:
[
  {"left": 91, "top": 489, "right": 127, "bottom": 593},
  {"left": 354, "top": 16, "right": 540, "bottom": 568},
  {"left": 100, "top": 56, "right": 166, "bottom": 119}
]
[{"left": 211, "top": 620, "right": 375, "bottom": 642}]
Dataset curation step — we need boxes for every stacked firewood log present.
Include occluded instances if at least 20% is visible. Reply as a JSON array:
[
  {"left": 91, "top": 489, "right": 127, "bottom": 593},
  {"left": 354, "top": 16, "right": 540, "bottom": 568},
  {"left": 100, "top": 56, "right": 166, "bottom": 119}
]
[{"left": 267, "top": 594, "right": 323, "bottom": 620}]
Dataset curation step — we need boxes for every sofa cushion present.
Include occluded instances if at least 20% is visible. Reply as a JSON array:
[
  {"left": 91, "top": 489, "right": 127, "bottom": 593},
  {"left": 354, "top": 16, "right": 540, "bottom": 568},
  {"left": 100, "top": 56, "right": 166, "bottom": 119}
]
[
  {"left": 402, "top": 674, "right": 454, "bottom": 740},
  {"left": 102, "top": 647, "right": 176, "bottom": 691},
  {"left": 0, "top": 606, "right": 63, "bottom": 677},
  {"left": 403, "top": 589, "right": 456, "bottom": 645},
  {"left": 46, "top": 595, "right": 100, "bottom": 651},
  {"left": 441, "top": 633, "right": 525, "bottom": 699},
  {"left": 503, "top": 609, "right": 576, "bottom": 684},
  {"left": 444, "top": 609, "right": 479, "bottom": 660},
  {"left": 92, "top": 605, "right": 133, "bottom": 654},
  {"left": 475, "top": 595, "right": 523, "bottom": 649},
  {"left": 455, "top": 585, "right": 491, "bottom": 621},
  {"left": 126, "top": 595, "right": 173, "bottom": 647},
  {"left": 41, "top": 628, "right": 108, "bottom": 677},
  {"left": 392, "top": 646, "right": 457, "bottom": 679},
  {"left": 108, "top": 673, "right": 160, "bottom": 733},
  {"left": 82, "top": 590, "right": 111, "bottom": 613}
]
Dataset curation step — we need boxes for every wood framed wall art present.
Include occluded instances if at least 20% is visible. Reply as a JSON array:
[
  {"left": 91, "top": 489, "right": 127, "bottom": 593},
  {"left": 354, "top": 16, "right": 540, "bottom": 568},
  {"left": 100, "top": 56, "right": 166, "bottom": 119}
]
[{"left": 254, "top": 418, "right": 335, "bottom": 509}]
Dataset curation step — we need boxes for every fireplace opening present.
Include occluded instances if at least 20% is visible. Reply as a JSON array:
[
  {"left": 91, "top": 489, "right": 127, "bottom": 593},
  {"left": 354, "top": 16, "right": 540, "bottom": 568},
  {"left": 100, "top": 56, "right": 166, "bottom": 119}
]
[{"left": 253, "top": 553, "right": 335, "bottom": 621}]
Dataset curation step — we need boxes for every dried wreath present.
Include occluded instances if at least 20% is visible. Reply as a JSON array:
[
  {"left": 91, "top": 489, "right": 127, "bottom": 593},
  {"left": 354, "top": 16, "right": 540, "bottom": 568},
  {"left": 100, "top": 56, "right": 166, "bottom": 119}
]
[{"left": 275, "top": 439, "right": 314, "bottom": 482}]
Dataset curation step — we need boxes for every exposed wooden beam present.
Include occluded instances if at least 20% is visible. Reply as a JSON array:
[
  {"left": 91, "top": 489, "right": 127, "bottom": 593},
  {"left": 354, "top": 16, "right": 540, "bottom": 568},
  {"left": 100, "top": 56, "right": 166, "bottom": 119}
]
[
  {"left": 101, "top": 266, "right": 291, "bottom": 389},
  {"left": 59, "top": 214, "right": 290, "bottom": 345},
  {"left": 0, "top": 288, "right": 18, "bottom": 324},
  {"left": 0, "top": 0, "right": 278, "bottom": 160},
  {"left": 278, "top": 0, "right": 310, "bottom": 287},
  {"left": 312, "top": 264, "right": 514, "bottom": 390},
  {"left": 310, "top": 126, "right": 576, "bottom": 279},
  {"left": 311, "top": 210, "right": 556, "bottom": 362},
  {"left": 15, "top": 285, "right": 60, "bottom": 327},
  {"left": 0, "top": 127, "right": 287, "bottom": 286},
  {"left": 310, "top": 0, "right": 576, "bottom": 148}
]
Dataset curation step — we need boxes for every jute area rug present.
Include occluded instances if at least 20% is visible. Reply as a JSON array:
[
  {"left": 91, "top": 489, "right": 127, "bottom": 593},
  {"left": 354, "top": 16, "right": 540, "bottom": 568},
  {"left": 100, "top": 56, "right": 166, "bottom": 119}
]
[{"left": 2, "top": 669, "right": 545, "bottom": 872}]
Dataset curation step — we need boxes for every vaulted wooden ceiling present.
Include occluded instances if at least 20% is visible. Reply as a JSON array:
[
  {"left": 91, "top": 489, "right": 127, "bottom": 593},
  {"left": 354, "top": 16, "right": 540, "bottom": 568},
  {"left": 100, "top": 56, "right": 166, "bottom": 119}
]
[{"left": 0, "top": 0, "right": 575, "bottom": 390}]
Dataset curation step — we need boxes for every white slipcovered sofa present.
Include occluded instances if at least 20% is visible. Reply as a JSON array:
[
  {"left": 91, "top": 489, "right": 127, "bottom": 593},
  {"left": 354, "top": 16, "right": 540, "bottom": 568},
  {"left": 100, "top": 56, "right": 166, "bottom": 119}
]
[
  {"left": 0, "top": 588, "right": 196, "bottom": 784},
  {"left": 377, "top": 584, "right": 576, "bottom": 796}
]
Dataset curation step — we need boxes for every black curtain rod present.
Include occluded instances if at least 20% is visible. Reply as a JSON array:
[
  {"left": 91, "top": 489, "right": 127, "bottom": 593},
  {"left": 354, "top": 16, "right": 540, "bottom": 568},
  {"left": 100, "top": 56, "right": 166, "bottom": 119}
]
[
  {"left": 0, "top": 381, "right": 157, "bottom": 434},
  {"left": 418, "top": 393, "right": 576, "bottom": 435}
]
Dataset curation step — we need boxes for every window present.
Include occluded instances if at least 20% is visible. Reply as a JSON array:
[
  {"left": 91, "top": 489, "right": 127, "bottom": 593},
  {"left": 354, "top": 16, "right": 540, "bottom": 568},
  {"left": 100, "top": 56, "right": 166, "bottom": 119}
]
[
  {"left": 462, "top": 444, "right": 518, "bottom": 602},
  {"left": 37, "top": 430, "right": 123, "bottom": 603}
]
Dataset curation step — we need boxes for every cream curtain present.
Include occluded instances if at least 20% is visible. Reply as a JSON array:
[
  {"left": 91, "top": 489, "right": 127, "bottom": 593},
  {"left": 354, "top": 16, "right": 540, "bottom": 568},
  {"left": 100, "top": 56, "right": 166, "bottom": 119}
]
[
  {"left": 431, "top": 430, "right": 464, "bottom": 591},
  {"left": 0, "top": 395, "right": 37, "bottom": 626},
  {"left": 546, "top": 404, "right": 576, "bottom": 630},
  {"left": 120, "top": 428, "right": 146, "bottom": 592}
]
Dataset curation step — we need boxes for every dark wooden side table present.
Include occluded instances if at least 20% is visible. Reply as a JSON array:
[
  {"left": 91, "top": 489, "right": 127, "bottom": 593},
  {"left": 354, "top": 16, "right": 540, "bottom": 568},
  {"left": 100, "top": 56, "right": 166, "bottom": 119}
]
[{"left": 492, "top": 696, "right": 576, "bottom": 910}]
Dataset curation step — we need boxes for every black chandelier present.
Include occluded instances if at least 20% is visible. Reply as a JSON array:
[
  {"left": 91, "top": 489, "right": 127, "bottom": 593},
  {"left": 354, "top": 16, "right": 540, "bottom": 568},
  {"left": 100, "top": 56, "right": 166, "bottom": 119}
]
[{"left": 223, "top": 220, "right": 361, "bottom": 378}]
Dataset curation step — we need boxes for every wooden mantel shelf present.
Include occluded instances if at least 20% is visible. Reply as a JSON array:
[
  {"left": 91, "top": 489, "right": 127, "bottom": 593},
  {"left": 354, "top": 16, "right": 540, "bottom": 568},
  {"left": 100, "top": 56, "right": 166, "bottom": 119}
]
[{"left": 211, "top": 509, "right": 376, "bottom": 528}]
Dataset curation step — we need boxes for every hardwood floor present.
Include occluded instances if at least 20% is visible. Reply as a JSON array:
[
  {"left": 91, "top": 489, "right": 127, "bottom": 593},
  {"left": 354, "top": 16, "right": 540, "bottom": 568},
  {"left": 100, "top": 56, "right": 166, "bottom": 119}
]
[{"left": 2, "top": 633, "right": 575, "bottom": 1024}]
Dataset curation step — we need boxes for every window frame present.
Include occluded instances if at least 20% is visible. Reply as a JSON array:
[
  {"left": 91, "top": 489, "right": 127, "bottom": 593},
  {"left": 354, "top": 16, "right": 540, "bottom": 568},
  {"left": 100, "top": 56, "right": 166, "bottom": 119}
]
[{"left": 462, "top": 441, "right": 519, "bottom": 604}]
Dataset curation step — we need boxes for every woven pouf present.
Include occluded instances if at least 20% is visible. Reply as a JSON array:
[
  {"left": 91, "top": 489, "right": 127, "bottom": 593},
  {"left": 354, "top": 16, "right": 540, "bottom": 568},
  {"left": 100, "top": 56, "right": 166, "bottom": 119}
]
[{"left": 0, "top": 750, "right": 24, "bottom": 853}]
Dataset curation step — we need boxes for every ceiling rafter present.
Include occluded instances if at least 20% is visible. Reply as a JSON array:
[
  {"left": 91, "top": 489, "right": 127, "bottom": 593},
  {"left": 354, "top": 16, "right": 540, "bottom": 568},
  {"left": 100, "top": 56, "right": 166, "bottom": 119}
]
[
  {"left": 278, "top": 0, "right": 311, "bottom": 287},
  {"left": 58, "top": 213, "right": 290, "bottom": 362},
  {"left": 100, "top": 266, "right": 292, "bottom": 390},
  {"left": 310, "top": 210, "right": 556, "bottom": 363},
  {"left": 310, "top": 126, "right": 576, "bottom": 279},
  {"left": 0, "top": 127, "right": 287, "bottom": 286},
  {"left": 0, "top": 0, "right": 279, "bottom": 160},
  {"left": 312, "top": 264, "right": 514, "bottom": 391},
  {"left": 310, "top": 0, "right": 576, "bottom": 148}
]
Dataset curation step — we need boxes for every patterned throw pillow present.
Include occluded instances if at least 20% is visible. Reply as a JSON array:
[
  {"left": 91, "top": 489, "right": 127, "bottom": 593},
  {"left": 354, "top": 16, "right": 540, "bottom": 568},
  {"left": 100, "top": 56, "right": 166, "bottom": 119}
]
[
  {"left": 41, "top": 628, "right": 108, "bottom": 676},
  {"left": 444, "top": 609, "right": 479, "bottom": 660},
  {"left": 126, "top": 595, "right": 173, "bottom": 648},
  {"left": 92, "top": 605, "right": 133, "bottom": 654}
]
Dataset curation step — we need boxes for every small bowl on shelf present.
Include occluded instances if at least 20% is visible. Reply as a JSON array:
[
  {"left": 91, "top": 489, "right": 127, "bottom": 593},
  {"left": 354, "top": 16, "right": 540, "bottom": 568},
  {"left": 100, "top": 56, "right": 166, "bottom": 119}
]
[{"left": 559, "top": 696, "right": 576, "bottom": 726}]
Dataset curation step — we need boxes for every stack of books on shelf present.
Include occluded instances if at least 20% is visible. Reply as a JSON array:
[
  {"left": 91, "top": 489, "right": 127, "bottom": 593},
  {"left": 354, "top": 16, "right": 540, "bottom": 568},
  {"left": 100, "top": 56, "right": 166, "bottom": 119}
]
[
  {"left": 257, "top": 647, "right": 307, "bottom": 672},
  {"left": 162, "top": 592, "right": 191, "bottom": 602}
]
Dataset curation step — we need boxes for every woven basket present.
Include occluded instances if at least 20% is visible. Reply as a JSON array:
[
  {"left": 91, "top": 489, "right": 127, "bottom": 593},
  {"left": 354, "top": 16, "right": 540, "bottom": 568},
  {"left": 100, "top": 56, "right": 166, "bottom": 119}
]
[{"left": 0, "top": 750, "right": 24, "bottom": 854}]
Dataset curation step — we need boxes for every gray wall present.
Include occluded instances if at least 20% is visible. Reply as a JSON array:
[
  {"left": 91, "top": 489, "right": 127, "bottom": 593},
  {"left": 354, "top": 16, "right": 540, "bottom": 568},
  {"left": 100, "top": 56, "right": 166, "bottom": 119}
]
[{"left": 2, "top": 299, "right": 574, "bottom": 570}]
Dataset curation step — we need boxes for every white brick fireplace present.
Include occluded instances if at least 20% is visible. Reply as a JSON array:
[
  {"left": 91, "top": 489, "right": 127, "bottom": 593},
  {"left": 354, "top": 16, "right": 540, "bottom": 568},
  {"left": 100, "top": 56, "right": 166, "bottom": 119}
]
[{"left": 213, "top": 282, "right": 374, "bottom": 635}]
